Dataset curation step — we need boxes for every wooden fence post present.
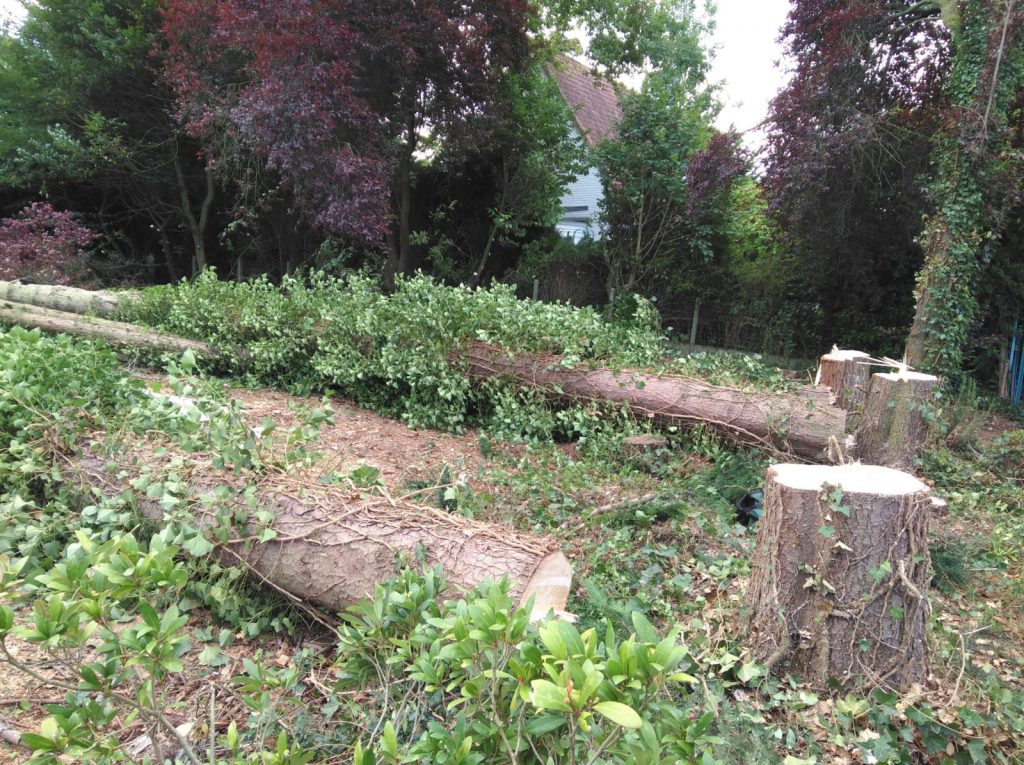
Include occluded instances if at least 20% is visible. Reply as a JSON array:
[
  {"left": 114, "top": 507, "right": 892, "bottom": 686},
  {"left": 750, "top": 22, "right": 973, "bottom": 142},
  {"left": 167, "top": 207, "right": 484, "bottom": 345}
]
[{"left": 688, "top": 299, "right": 702, "bottom": 354}]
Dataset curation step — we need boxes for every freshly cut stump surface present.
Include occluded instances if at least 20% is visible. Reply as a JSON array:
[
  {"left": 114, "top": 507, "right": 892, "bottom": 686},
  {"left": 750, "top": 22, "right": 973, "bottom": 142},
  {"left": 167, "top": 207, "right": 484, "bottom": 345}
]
[
  {"left": 815, "top": 349, "right": 870, "bottom": 411},
  {"left": 745, "top": 463, "right": 931, "bottom": 691}
]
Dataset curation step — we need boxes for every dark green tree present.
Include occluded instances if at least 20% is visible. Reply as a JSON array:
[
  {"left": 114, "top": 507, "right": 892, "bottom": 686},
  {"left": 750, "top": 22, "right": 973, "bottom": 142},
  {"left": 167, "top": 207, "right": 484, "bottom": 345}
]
[
  {"left": 0, "top": 0, "right": 216, "bottom": 280},
  {"left": 591, "top": 3, "right": 745, "bottom": 300}
]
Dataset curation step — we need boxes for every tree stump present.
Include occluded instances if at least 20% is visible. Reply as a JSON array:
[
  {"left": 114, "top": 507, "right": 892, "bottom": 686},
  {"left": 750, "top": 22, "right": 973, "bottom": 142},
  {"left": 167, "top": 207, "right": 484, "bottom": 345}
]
[
  {"left": 854, "top": 371, "right": 938, "bottom": 471},
  {"left": 745, "top": 463, "right": 931, "bottom": 691},
  {"left": 623, "top": 434, "right": 668, "bottom": 457},
  {"left": 815, "top": 349, "right": 870, "bottom": 410}
]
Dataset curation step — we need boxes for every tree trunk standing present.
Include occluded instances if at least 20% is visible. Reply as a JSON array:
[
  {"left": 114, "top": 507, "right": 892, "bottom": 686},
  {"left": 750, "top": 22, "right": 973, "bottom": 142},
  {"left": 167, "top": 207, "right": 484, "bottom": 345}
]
[
  {"left": 688, "top": 300, "right": 701, "bottom": 353},
  {"left": 385, "top": 119, "right": 420, "bottom": 286},
  {"left": 70, "top": 446, "right": 572, "bottom": 621},
  {"left": 470, "top": 158, "right": 510, "bottom": 288},
  {"left": 854, "top": 371, "right": 938, "bottom": 471},
  {"left": 460, "top": 342, "right": 847, "bottom": 459},
  {"left": 815, "top": 349, "right": 870, "bottom": 411},
  {"left": 904, "top": 1, "right": 1024, "bottom": 374},
  {"left": 174, "top": 155, "right": 216, "bottom": 273},
  {"left": 156, "top": 221, "right": 179, "bottom": 283},
  {"left": 0, "top": 300, "right": 219, "bottom": 359},
  {"left": 745, "top": 463, "right": 931, "bottom": 691}
]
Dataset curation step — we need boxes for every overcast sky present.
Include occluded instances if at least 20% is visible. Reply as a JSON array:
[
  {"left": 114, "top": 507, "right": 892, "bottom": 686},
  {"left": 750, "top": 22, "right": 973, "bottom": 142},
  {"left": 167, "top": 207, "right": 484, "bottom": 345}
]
[
  {"left": 706, "top": 0, "right": 791, "bottom": 149},
  {"left": 0, "top": 0, "right": 22, "bottom": 27},
  {"left": 0, "top": 0, "right": 791, "bottom": 148}
]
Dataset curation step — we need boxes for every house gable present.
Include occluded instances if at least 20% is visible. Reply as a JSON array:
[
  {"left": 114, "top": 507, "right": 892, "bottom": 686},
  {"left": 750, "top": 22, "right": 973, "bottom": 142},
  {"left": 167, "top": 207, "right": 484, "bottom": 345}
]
[{"left": 549, "top": 56, "right": 623, "bottom": 241}]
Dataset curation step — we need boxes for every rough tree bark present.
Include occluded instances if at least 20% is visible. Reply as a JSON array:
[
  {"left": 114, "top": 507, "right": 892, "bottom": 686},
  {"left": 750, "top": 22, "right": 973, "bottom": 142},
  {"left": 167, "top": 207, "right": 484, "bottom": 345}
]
[
  {"left": 67, "top": 443, "right": 572, "bottom": 621},
  {"left": 0, "top": 300, "right": 218, "bottom": 359},
  {"left": 461, "top": 342, "right": 847, "bottom": 459},
  {"left": 745, "top": 463, "right": 931, "bottom": 691},
  {"left": 815, "top": 349, "right": 870, "bottom": 411},
  {"left": 0, "top": 280, "right": 128, "bottom": 317},
  {"left": 854, "top": 371, "right": 938, "bottom": 471}
]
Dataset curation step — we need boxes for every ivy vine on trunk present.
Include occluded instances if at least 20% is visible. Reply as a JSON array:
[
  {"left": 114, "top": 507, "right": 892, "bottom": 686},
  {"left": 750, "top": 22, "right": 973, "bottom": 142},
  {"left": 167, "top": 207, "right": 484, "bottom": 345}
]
[{"left": 905, "top": 0, "right": 1024, "bottom": 375}]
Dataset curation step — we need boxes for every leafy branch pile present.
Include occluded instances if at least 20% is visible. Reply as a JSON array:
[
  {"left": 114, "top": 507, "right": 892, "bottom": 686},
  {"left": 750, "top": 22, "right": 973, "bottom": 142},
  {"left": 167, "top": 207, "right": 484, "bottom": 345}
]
[{"left": 118, "top": 272, "right": 667, "bottom": 441}]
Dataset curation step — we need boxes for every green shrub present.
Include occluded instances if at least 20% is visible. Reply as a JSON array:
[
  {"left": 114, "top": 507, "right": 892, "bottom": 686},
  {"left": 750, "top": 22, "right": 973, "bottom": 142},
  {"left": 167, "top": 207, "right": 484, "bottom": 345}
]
[{"left": 334, "top": 568, "right": 724, "bottom": 765}]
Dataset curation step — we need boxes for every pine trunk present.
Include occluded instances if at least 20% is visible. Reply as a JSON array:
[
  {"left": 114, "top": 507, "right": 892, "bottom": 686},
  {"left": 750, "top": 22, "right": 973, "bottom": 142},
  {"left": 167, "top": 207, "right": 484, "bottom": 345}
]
[
  {"left": 70, "top": 444, "right": 571, "bottom": 621},
  {"left": 745, "top": 463, "right": 931, "bottom": 691},
  {"left": 854, "top": 371, "right": 937, "bottom": 471},
  {"left": 815, "top": 349, "right": 870, "bottom": 411},
  {"left": 461, "top": 342, "right": 846, "bottom": 460}
]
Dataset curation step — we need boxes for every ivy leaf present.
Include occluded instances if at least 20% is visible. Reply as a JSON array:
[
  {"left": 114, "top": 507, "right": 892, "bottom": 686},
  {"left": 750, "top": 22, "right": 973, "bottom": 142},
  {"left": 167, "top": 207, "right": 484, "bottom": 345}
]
[
  {"left": 182, "top": 534, "right": 215, "bottom": 557},
  {"left": 737, "top": 662, "right": 764, "bottom": 683},
  {"left": 198, "top": 645, "right": 231, "bottom": 667}
]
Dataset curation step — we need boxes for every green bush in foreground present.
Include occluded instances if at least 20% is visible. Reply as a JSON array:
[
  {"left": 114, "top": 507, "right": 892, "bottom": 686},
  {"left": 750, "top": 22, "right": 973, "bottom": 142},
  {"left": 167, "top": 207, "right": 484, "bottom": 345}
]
[{"left": 335, "top": 569, "right": 713, "bottom": 765}]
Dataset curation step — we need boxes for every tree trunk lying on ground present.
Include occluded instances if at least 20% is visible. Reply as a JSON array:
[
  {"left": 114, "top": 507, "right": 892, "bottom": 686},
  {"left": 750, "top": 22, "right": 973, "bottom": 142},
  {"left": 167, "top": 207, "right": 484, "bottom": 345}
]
[
  {"left": 854, "top": 370, "right": 938, "bottom": 471},
  {"left": 63, "top": 441, "right": 572, "bottom": 622},
  {"left": 460, "top": 342, "right": 847, "bottom": 460},
  {"left": 0, "top": 279, "right": 129, "bottom": 317},
  {"left": 0, "top": 299, "right": 219, "bottom": 359},
  {"left": 745, "top": 463, "right": 931, "bottom": 691},
  {"left": 1, "top": 283, "right": 846, "bottom": 460}
]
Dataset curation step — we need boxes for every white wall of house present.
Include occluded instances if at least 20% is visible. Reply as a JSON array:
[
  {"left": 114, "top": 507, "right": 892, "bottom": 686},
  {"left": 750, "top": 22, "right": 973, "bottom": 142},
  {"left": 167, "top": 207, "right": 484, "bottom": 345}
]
[
  {"left": 556, "top": 163, "right": 604, "bottom": 242},
  {"left": 556, "top": 126, "right": 605, "bottom": 242}
]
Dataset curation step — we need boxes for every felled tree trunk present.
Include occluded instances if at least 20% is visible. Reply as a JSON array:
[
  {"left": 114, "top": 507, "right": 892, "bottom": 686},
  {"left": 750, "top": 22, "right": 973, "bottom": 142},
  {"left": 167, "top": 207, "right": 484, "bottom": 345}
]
[
  {"left": 815, "top": 349, "right": 870, "bottom": 411},
  {"left": 745, "top": 463, "right": 931, "bottom": 691},
  {"left": 854, "top": 371, "right": 938, "bottom": 471},
  {"left": 3, "top": 286, "right": 847, "bottom": 460},
  {"left": 461, "top": 342, "right": 846, "bottom": 460},
  {"left": 0, "top": 280, "right": 129, "bottom": 317},
  {"left": 68, "top": 444, "right": 571, "bottom": 621},
  {"left": 0, "top": 300, "right": 218, "bottom": 359}
]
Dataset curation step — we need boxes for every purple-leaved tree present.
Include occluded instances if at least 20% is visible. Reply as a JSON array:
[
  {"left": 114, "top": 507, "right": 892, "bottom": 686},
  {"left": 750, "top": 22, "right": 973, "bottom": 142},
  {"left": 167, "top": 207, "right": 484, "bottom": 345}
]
[{"left": 0, "top": 203, "right": 96, "bottom": 285}]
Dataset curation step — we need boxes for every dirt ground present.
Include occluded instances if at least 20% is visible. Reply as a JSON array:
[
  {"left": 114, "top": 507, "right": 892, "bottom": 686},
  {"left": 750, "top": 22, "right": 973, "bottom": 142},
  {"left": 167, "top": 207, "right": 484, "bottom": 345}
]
[
  {"left": 227, "top": 384, "right": 490, "bottom": 488},
  {"left": 1, "top": 379, "right": 1020, "bottom": 763},
  {"left": 0, "top": 382, "right": 500, "bottom": 764}
]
